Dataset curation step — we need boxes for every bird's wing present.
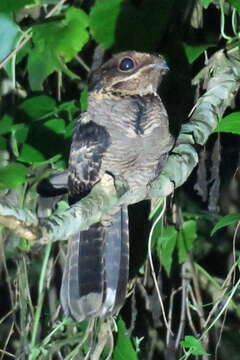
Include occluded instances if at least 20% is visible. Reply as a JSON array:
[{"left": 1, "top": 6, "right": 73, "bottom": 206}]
[{"left": 68, "top": 115, "right": 110, "bottom": 203}]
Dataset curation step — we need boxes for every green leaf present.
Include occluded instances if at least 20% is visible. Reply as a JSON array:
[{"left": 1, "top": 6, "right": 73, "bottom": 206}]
[
  {"left": 90, "top": 0, "right": 174, "bottom": 51},
  {"left": 178, "top": 220, "right": 197, "bottom": 263},
  {"left": 211, "top": 213, "right": 240, "bottom": 236},
  {"left": 156, "top": 226, "right": 177, "bottom": 275},
  {"left": 64, "top": 122, "right": 74, "bottom": 138},
  {"left": 0, "top": 14, "right": 20, "bottom": 64},
  {"left": 0, "top": 114, "right": 13, "bottom": 134},
  {"left": 229, "top": 0, "right": 240, "bottom": 12},
  {"left": 19, "top": 95, "right": 56, "bottom": 120},
  {"left": 0, "top": 136, "right": 7, "bottom": 150},
  {"left": 58, "top": 8, "right": 89, "bottom": 61},
  {"left": 10, "top": 132, "right": 19, "bottom": 157},
  {"left": 112, "top": 318, "right": 137, "bottom": 360},
  {"left": 181, "top": 335, "right": 207, "bottom": 356},
  {"left": 199, "top": 0, "right": 213, "bottom": 9},
  {"left": 0, "top": 162, "right": 28, "bottom": 189},
  {"left": 0, "top": 0, "right": 34, "bottom": 12},
  {"left": 58, "top": 100, "right": 78, "bottom": 117},
  {"left": 214, "top": 112, "right": 240, "bottom": 134},
  {"left": 27, "top": 8, "right": 89, "bottom": 90},
  {"left": 11, "top": 123, "right": 29, "bottom": 144},
  {"left": 80, "top": 87, "right": 88, "bottom": 112},
  {"left": 90, "top": 0, "right": 123, "bottom": 48},
  {"left": 183, "top": 43, "right": 214, "bottom": 64},
  {"left": 19, "top": 144, "right": 45, "bottom": 163},
  {"left": 32, "top": 153, "right": 62, "bottom": 168},
  {"left": 44, "top": 118, "right": 66, "bottom": 134}
]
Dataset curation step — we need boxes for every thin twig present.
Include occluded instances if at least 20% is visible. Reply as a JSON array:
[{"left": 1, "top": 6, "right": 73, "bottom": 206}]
[
  {"left": 203, "top": 261, "right": 238, "bottom": 327},
  {"left": 90, "top": 321, "right": 112, "bottom": 360},
  {"left": 57, "top": 71, "right": 62, "bottom": 102},
  {"left": 2, "top": 244, "right": 20, "bottom": 334},
  {"left": 166, "top": 287, "right": 182, "bottom": 346},
  {"left": 0, "top": 34, "right": 31, "bottom": 71},
  {"left": 0, "top": 309, "right": 16, "bottom": 326},
  {"left": 30, "top": 242, "right": 53, "bottom": 357},
  {"left": 0, "top": 350, "right": 15, "bottom": 358},
  {"left": 214, "top": 309, "right": 228, "bottom": 360},
  {"left": 175, "top": 263, "right": 190, "bottom": 349},
  {"left": 232, "top": 221, "right": 240, "bottom": 284},
  {"left": 64, "top": 320, "right": 95, "bottom": 360},
  {"left": 186, "top": 289, "right": 199, "bottom": 338},
  {"left": 188, "top": 286, "right": 203, "bottom": 323},
  {"left": 148, "top": 199, "right": 173, "bottom": 335},
  {"left": 105, "top": 321, "right": 114, "bottom": 360},
  {"left": 76, "top": 56, "right": 91, "bottom": 72},
  {"left": 0, "top": 322, "right": 14, "bottom": 360},
  {"left": 188, "top": 259, "right": 207, "bottom": 348},
  {"left": 45, "top": 0, "right": 68, "bottom": 18}
]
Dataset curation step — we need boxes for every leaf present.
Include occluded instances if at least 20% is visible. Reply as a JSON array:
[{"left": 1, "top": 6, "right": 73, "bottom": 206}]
[
  {"left": 11, "top": 123, "right": 29, "bottom": 144},
  {"left": 80, "top": 87, "right": 88, "bottom": 112},
  {"left": 0, "top": 136, "right": 7, "bottom": 150},
  {"left": 199, "top": 0, "right": 213, "bottom": 9},
  {"left": 32, "top": 153, "right": 62, "bottom": 168},
  {"left": 214, "top": 112, "right": 240, "bottom": 134},
  {"left": 181, "top": 336, "right": 207, "bottom": 356},
  {"left": 58, "top": 100, "right": 78, "bottom": 117},
  {"left": 27, "top": 8, "right": 89, "bottom": 90},
  {"left": 0, "top": 0, "right": 34, "bottom": 12},
  {"left": 64, "top": 122, "right": 74, "bottom": 138},
  {"left": 0, "top": 114, "right": 13, "bottom": 134},
  {"left": 229, "top": 0, "right": 240, "bottom": 12},
  {"left": 19, "top": 95, "right": 56, "bottom": 120},
  {"left": 90, "top": 0, "right": 175, "bottom": 51},
  {"left": 0, "top": 163, "right": 28, "bottom": 189},
  {"left": 0, "top": 14, "right": 20, "bottom": 64},
  {"left": 19, "top": 144, "right": 45, "bottom": 163},
  {"left": 156, "top": 226, "right": 177, "bottom": 275},
  {"left": 178, "top": 220, "right": 197, "bottom": 263},
  {"left": 211, "top": 213, "right": 240, "bottom": 236},
  {"left": 58, "top": 8, "right": 89, "bottom": 61},
  {"left": 44, "top": 118, "right": 66, "bottom": 134},
  {"left": 183, "top": 43, "right": 214, "bottom": 64},
  {"left": 112, "top": 318, "right": 137, "bottom": 360},
  {"left": 90, "top": 0, "right": 123, "bottom": 48},
  {"left": 10, "top": 124, "right": 29, "bottom": 157}
]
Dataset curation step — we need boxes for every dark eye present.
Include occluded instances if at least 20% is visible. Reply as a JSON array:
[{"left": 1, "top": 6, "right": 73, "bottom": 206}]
[{"left": 119, "top": 57, "right": 135, "bottom": 71}]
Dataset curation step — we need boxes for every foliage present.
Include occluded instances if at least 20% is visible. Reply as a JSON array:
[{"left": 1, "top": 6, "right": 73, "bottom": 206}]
[
  {"left": 0, "top": 0, "right": 240, "bottom": 359},
  {"left": 215, "top": 112, "right": 240, "bottom": 134},
  {"left": 180, "top": 336, "right": 207, "bottom": 356}
]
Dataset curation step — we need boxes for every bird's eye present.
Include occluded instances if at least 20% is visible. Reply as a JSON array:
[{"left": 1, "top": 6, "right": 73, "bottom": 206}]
[{"left": 119, "top": 57, "right": 135, "bottom": 71}]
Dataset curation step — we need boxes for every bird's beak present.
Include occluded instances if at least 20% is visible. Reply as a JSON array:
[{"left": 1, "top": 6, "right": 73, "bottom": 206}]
[{"left": 155, "top": 60, "right": 169, "bottom": 73}]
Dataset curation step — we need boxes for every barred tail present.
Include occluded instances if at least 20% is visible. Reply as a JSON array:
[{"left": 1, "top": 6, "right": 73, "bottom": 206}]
[{"left": 60, "top": 206, "right": 129, "bottom": 321}]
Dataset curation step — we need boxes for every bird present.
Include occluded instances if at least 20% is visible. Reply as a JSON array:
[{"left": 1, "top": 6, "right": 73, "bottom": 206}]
[{"left": 39, "top": 51, "right": 174, "bottom": 322}]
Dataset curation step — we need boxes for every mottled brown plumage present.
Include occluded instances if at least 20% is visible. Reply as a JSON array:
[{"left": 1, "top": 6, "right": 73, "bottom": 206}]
[{"left": 61, "top": 51, "right": 174, "bottom": 321}]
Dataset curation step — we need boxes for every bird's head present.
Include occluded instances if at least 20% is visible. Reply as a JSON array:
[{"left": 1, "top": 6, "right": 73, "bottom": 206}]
[{"left": 89, "top": 51, "right": 169, "bottom": 96}]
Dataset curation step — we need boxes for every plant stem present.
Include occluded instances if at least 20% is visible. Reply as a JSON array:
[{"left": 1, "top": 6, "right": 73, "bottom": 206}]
[{"left": 29, "top": 242, "right": 52, "bottom": 359}]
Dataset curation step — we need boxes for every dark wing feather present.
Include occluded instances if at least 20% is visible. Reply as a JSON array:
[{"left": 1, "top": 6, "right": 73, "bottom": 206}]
[{"left": 68, "top": 116, "right": 110, "bottom": 204}]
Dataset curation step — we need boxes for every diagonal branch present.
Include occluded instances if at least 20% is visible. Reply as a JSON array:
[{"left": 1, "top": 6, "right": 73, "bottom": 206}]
[
  {"left": 0, "top": 48, "right": 240, "bottom": 243},
  {"left": 149, "top": 47, "right": 240, "bottom": 199}
]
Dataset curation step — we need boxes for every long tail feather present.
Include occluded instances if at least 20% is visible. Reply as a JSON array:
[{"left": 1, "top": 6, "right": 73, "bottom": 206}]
[{"left": 60, "top": 206, "right": 129, "bottom": 321}]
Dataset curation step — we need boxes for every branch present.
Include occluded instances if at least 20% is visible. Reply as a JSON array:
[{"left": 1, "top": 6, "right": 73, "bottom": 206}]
[
  {"left": 0, "top": 48, "right": 239, "bottom": 243},
  {"left": 149, "top": 48, "right": 240, "bottom": 198}
]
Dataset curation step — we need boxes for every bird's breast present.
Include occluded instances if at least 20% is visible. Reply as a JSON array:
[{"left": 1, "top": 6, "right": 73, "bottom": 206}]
[{"left": 87, "top": 93, "right": 172, "bottom": 198}]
